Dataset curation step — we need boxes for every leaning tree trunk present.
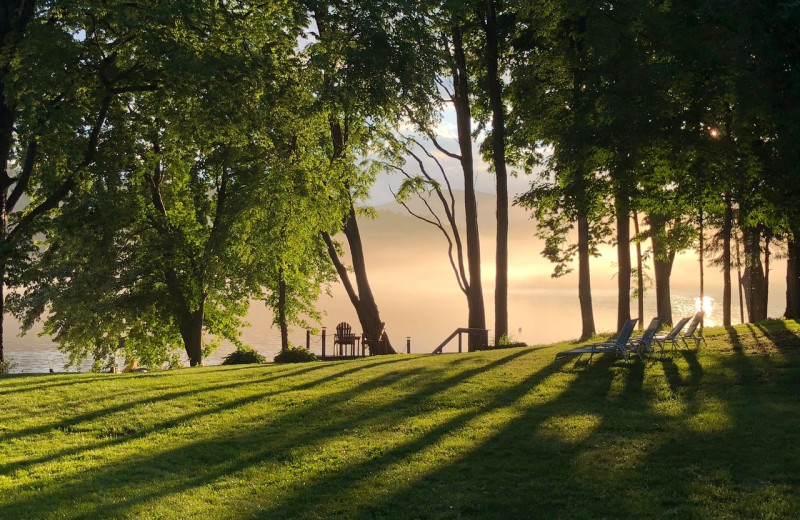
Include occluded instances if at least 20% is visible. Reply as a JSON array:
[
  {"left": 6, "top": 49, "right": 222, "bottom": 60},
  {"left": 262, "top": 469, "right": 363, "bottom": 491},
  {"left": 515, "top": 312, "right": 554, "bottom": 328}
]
[
  {"left": 615, "top": 193, "right": 632, "bottom": 332},
  {"left": 323, "top": 205, "right": 395, "bottom": 355},
  {"left": 577, "top": 215, "right": 596, "bottom": 340},
  {"left": 451, "top": 24, "right": 486, "bottom": 351},
  {"left": 786, "top": 230, "right": 800, "bottom": 319}
]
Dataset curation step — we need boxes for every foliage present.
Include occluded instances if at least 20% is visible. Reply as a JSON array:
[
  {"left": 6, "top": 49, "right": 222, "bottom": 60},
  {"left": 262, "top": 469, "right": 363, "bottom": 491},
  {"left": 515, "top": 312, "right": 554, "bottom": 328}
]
[
  {"left": 2, "top": 321, "right": 800, "bottom": 517},
  {"left": 273, "top": 346, "right": 317, "bottom": 363},
  {"left": 7, "top": 1, "right": 322, "bottom": 367},
  {"left": 0, "top": 359, "right": 17, "bottom": 375},
  {"left": 222, "top": 348, "right": 267, "bottom": 366}
]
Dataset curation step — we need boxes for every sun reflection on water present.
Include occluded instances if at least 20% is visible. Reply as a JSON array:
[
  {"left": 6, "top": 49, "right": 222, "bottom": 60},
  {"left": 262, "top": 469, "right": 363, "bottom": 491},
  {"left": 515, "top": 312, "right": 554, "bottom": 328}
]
[{"left": 694, "top": 296, "right": 715, "bottom": 326}]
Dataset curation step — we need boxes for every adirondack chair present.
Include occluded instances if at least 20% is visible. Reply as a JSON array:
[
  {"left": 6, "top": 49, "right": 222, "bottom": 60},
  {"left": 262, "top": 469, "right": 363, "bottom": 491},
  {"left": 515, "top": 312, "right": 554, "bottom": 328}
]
[
  {"left": 555, "top": 319, "right": 640, "bottom": 363},
  {"left": 334, "top": 322, "right": 360, "bottom": 356}
]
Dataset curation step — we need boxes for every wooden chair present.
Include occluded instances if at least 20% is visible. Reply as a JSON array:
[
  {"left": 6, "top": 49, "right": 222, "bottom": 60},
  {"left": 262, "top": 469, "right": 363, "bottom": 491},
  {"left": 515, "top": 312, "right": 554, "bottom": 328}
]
[{"left": 334, "top": 322, "right": 359, "bottom": 356}]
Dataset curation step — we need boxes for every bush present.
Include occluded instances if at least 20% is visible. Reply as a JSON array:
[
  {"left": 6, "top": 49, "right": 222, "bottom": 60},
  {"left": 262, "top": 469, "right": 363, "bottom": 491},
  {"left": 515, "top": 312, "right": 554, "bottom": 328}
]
[
  {"left": 222, "top": 348, "right": 267, "bottom": 365},
  {"left": 0, "top": 359, "right": 17, "bottom": 375},
  {"left": 274, "top": 346, "right": 317, "bottom": 363}
]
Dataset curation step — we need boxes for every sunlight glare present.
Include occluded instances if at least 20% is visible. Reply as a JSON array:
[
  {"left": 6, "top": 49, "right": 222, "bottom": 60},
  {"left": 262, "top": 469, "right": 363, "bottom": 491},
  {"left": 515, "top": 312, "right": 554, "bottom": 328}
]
[{"left": 694, "top": 296, "right": 714, "bottom": 325}]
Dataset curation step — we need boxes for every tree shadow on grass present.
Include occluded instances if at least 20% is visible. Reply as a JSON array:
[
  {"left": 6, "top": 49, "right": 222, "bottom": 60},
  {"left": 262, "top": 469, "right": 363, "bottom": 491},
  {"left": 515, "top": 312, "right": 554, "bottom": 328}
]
[
  {"left": 355, "top": 348, "right": 800, "bottom": 519},
  {"left": 0, "top": 350, "right": 531, "bottom": 518},
  {"left": 8, "top": 345, "right": 798, "bottom": 519}
]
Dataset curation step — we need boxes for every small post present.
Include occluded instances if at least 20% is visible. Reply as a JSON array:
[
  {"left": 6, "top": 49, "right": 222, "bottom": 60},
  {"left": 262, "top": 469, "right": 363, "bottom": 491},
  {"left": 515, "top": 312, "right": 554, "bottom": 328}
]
[
  {"left": 321, "top": 327, "right": 326, "bottom": 358},
  {"left": 458, "top": 331, "right": 462, "bottom": 353},
  {"left": 306, "top": 329, "right": 311, "bottom": 349},
  {"left": 406, "top": 337, "right": 411, "bottom": 354}
]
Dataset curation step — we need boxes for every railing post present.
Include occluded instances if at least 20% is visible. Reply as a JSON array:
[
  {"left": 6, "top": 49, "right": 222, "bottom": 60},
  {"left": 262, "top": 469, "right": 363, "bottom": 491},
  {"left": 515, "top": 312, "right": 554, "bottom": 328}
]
[
  {"left": 407, "top": 337, "right": 411, "bottom": 354},
  {"left": 306, "top": 329, "right": 311, "bottom": 349},
  {"left": 458, "top": 331, "right": 462, "bottom": 353},
  {"left": 321, "top": 327, "right": 326, "bottom": 358}
]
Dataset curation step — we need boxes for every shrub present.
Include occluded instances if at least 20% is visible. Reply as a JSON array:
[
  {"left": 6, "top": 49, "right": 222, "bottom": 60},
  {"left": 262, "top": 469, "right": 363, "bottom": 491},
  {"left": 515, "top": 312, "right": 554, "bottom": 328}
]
[
  {"left": 274, "top": 346, "right": 317, "bottom": 363},
  {"left": 222, "top": 348, "right": 267, "bottom": 365},
  {"left": 0, "top": 359, "right": 17, "bottom": 375}
]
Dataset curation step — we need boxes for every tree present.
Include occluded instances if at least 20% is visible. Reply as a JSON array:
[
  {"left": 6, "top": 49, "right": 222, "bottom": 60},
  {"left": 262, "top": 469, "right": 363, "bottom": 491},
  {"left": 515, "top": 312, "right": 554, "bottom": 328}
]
[
  {"left": 309, "top": 0, "right": 439, "bottom": 354},
  {"left": 8, "top": 1, "right": 311, "bottom": 367},
  {"left": 0, "top": 0, "right": 143, "bottom": 363}
]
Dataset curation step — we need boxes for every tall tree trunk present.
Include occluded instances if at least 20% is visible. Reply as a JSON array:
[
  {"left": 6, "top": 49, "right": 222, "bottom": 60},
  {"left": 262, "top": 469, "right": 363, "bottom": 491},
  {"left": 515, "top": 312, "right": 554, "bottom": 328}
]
[
  {"left": 735, "top": 230, "right": 745, "bottom": 323},
  {"left": 278, "top": 267, "right": 288, "bottom": 350},
  {"left": 764, "top": 231, "right": 771, "bottom": 314},
  {"left": 649, "top": 215, "right": 675, "bottom": 326},
  {"left": 742, "top": 226, "right": 767, "bottom": 322},
  {"left": 786, "top": 229, "right": 800, "bottom": 319},
  {"left": 633, "top": 212, "right": 644, "bottom": 329},
  {"left": 178, "top": 300, "right": 205, "bottom": 367},
  {"left": 577, "top": 215, "right": 595, "bottom": 340},
  {"left": 722, "top": 192, "right": 733, "bottom": 326},
  {"left": 484, "top": 0, "right": 508, "bottom": 344},
  {"left": 0, "top": 264, "right": 4, "bottom": 364},
  {"left": 615, "top": 193, "right": 632, "bottom": 332},
  {"left": 451, "top": 24, "right": 486, "bottom": 351},
  {"left": 699, "top": 208, "right": 705, "bottom": 331}
]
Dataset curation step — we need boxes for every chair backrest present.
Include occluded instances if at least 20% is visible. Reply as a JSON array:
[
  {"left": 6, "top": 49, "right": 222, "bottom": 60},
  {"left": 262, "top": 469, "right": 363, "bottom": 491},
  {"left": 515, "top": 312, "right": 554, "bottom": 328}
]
[
  {"left": 615, "top": 319, "right": 638, "bottom": 346},
  {"left": 641, "top": 317, "right": 663, "bottom": 344},
  {"left": 684, "top": 312, "right": 704, "bottom": 336},
  {"left": 336, "top": 322, "right": 352, "bottom": 338},
  {"left": 665, "top": 317, "right": 691, "bottom": 340}
]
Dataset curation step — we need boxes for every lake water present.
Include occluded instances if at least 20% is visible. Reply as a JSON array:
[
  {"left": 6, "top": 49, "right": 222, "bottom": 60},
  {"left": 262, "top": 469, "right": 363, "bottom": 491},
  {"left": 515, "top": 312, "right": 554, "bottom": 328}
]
[
  {"left": 4, "top": 284, "right": 784, "bottom": 374},
  {"left": 4, "top": 200, "right": 789, "bottom": 373}
]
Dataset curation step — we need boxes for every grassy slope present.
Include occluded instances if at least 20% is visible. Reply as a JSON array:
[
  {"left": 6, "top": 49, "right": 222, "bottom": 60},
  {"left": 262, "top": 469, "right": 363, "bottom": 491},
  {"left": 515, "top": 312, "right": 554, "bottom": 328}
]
[{"left": 2, "top": 321, "right": 800, "bottom": 519}]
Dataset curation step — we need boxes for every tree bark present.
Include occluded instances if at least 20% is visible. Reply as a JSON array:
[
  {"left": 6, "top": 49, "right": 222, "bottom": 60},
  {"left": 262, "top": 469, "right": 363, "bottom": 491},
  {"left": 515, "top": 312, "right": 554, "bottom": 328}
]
[
  {"left": 451, "top": 24, "right": 487, "bottom": 351},
  {"left": 577, "top": 215, "right": 595, "bottom": 340},
  {"left": 484, "top": 0, "right": 508, "bottom": 344},
  {"left": 764, "top": 231, "right": 771, "bottom": 314},
  {"left": 322, "top": 206, "right": 396, "bottom": 355},
  {"left": 786, "top": 230, "right": 800, "bottom": 319},
  {"left": 633, "top": 212, "right": 644, "bottom": 329},
  {"left": 178, "top": 300, "right": 205, "bottom": 367},
  {"left": 278, "top": 267, "right": 288, "bottom": 350},
  {"left": 735, "top": 230, "right": 745, "bottom": 323},
  {"left": 742, "top": 226, "right": 767, "bottom": 322},
  {"left": 722, "top": 192, "right": 733, "bottom": 326},
  {"left": 615, "top": 193, "right": 632, "bottom": 332},
  {"left": 649, "top": 215, "right": 675, "bottom": 326}
]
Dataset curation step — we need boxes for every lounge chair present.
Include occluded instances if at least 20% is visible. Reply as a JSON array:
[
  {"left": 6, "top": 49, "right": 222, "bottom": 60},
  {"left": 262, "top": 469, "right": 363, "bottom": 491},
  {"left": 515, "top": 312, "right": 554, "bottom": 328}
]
[
  {"left": 680, "top": 312, "right": 706, "bottom": 348},
  {"left": 555, "top": 319, "right": 639, "bottom": 363},
  {"left": 628, "top": 317, "right": 663, "bottom": 358},
  {"left": 654, "top": 317, "right": 691, "bottom": 351}
]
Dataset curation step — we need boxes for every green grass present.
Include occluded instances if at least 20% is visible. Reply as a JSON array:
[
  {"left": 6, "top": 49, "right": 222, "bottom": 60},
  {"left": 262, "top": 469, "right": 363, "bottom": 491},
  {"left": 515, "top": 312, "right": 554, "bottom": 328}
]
[{"left": 3, "top": 320, "right": 800, "bottom": 519}]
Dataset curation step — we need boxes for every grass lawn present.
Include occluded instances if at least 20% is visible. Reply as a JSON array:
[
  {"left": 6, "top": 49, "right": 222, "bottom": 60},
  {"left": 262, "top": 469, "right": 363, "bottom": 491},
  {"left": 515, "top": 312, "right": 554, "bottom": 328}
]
[{"left": 2, "top": 320, "right": 800, "bottom": 519}]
